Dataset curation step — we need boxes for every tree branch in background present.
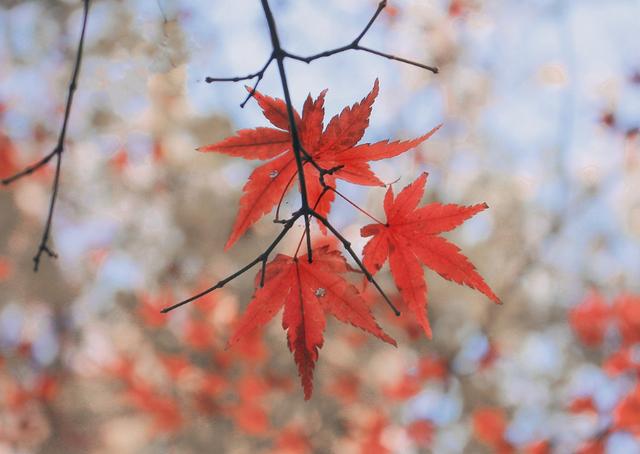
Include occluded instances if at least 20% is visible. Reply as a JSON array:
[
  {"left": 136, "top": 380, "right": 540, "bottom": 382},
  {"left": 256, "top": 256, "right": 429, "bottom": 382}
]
[{"left": 1, "top": 0, "right": 90, "bottom": 271}]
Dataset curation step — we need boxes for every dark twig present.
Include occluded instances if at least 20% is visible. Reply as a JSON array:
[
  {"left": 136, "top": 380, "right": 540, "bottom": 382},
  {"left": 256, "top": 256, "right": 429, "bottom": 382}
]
[
  {"left": 273, "top": 172, "right": 298, "bottom": 223},
  {"left": 284, "top": 0, "right": 438, "bottom": 74},
  {"left": 298, "top": 144, "right": 345, "bottom": 185},
  {"left": 205, "top": 0, "right": 436, "bottom": 109},
  {"left": 205, "top": 55, "right": 275, "bottom": 107},
  {"left": 162, "top": 211, "right": 302, "bottom": 313},
  {"left": 357, "top": 46, "right": 438, "bottom": 73},
  {"left": 293, "top": 186, "right": 330, "bottom": 258},
  {"left": 2, "top": 0, "right": 90, "bottom": 271},
  {"left": 260, "top": 0, "right": 314, "bottom": 263}
]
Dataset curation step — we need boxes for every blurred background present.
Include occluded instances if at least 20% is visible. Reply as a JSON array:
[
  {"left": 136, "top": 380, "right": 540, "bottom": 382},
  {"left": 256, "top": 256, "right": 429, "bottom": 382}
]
[{"left": 1, "top": 0, "right": 639, "bottom": 452}]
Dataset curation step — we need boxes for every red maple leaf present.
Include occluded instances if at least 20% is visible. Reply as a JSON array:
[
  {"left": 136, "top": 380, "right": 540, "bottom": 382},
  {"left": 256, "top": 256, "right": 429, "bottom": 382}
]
[
  {"left": 614, "top": 384, "right": 640, "bottom": 435},
  {"left": 231, "top": 402, "right": 270, "bottom": 435},
  {"left": 406, "top": 419, "right": 434, "bottom": 447},
  {"left": 568, "top": 396, "right": 598, "bottom": 414},
  {"left": 472, "top": 407, "right": 514, "bottom": 454},
  {"left": 272, "top": 425, "right": 312, "bottom": 454},
  {"left": 0, "top": 132, "right": 19, "bottom": 180},
  {"left": 0, "top": 256, "right": 13, "bottom": 281},
  {"left": 612, "top": 294, "right": 640, "bottom": 345},
  {"left": 125, "top": 382, "right": 183, "bottom": 434},
  {"left": 576, "top": 440, "right": 605, "bottom": 454},
  {"left": 199, "top": 80, "right": 440, "bottom": 249},
  {"left": 604, "top": 346, "right": 640, "bottom": 376},
  {"left": 569, "top": 292, "right": 611, "bottom": 347},
  {"left": 360, "top": 172, "right": 499, "bottom": 338},
  {"left": 525, "top": 440, "right": 552, "bottom": 454},
  {"left": 227, "top": 245, "right": 395, "bottom": 399}
]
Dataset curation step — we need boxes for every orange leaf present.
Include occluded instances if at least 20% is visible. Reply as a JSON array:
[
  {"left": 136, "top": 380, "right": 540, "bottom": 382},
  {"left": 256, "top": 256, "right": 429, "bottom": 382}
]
[
  {"left": 612, "top": 294, "right": 640, "bottom": 345},
  {"left": 199, "top": 82, "right": 439, "bottom": 248},
  {"left": 228, "top": 246, "right": 394, "bottom": 399},
  {"left": 361, "top": 173, "right": 499, "bottom": 338},
  {"left": 0, "top": 256, "right": 13, "bottom": 281},
  {"left": 472, "top": 407, "right": 513, "bottom": 452},
  {"left": 614, "top": 385, "right": 640, "bottom": 434},
  {"left": 569, "top": 292, "right": 610, "bottom": 347},
  {"left": 406, "top": 420, "right": 434, "bottom": 446}
]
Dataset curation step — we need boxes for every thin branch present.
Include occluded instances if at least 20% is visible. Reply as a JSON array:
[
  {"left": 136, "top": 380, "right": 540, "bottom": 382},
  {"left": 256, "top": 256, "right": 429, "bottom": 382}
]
[
  {"left": 284, "top": 0, "right": 438, "bottom": 74},
  {"left": 273, "top": 161, "right": 341, "bottom": 224},
  {"left": 331, "top": 187, "right": 386, "bottom": 225},
  {"left": 206, "top": 1, "right": 435, "bottom": 109},
  {"left": 1, "top": 150, "right": 57, "bottom": 185},
  {"left": 2, "top": 0, "right": 91, "bottom": 271},
  {"left": 205, "top": 55, "right": 275, "bottom": 107},
  {"left": 260, "top": 0, "right": 315, "bottom": 263},
  {"left": 162, "top": 211, "right": 302, "bottom": 313},
  {"left": 298, "top": 144, "right": 344, "bottom": 186},
  {"left": 354, "top": 0, "right": 387, "bottom": 42},
  {"left": 273, "top": 171, "right": 298, "bottom": 223},
  {"left": 358, "top": 46, "right": 438, "bottom": 73},
  {"left": 294, "top": 186, "right": 330, "bottom": 258}
]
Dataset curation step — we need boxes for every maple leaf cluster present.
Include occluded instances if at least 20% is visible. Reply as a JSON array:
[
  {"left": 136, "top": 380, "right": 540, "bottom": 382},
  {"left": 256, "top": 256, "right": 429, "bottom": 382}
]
[
  {"left": 197, "top": 80, "right": 498, "bottom": 398},
  {"left": 200, "top": 80, "right": 439, "bottom": 249},
  {"left": 567, "top": 292, "right": 640, "bottom": 448},
  {"left": 468, "top": 293, "right": 640, "bottom": 454}
]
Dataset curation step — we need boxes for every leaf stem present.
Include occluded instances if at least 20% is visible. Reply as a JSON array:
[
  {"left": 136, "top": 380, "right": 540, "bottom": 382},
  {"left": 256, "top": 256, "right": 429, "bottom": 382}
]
[{"left": 331, "top": 187, "right": 386, "bottom": 225}]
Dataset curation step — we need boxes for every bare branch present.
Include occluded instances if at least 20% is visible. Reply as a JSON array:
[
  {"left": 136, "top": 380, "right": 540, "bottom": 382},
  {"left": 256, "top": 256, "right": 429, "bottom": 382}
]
[
  {"left": 354, "top": 0, "right": 387, "bottom": 43},
  {"left": 162, "top": 211, "right": 302, "bottom": 313},
  {"left": 205, "top": 55, "right": 275, "bottom": 107},
  {"left": 2, "top": 0, "right": 91, "bottom": 271},
  {"left": 1, "top": 150, "right": 58, "bottom": 186},
  {"left": 358, "top": 46, "right": 438, "bottom": 73},
  {"left": 284, "top": 0, "right": 438, "bottom": 74}
]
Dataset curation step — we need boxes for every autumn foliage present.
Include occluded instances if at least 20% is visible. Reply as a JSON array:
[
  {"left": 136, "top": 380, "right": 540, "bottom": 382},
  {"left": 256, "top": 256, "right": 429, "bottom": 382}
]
[
  {"left": 200, "top": 80, "right": 440, "bottom": 249},
  {"left": 2, "top": 0, "right": 638, "bottom": 452},
  {"left": 199, "top": 82, "right": 498, "bottom": 398}
]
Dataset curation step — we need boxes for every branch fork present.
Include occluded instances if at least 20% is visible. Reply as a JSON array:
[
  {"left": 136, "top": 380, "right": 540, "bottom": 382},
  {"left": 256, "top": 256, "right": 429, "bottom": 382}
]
[
  {"left": 205, "top": 0, "right": 437, "bottom": 108},
  {"left": 165, "top": 0, "right": 438, "bottom": 316}
]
